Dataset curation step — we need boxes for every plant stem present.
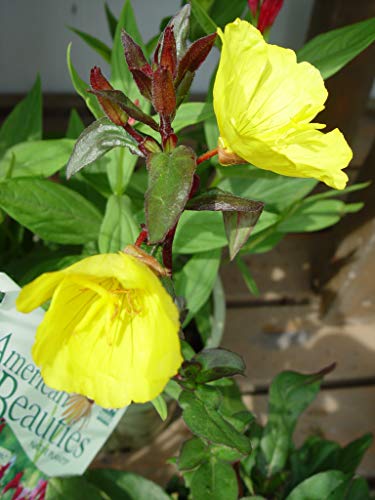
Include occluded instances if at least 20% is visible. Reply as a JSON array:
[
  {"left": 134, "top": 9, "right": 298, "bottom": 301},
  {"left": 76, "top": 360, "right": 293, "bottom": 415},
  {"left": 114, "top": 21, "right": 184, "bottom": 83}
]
[
  {"left": 196, "top": 147, "right": 218, "bottom": 165},
  {"left": 135, "top": 228, "right": 148, "bottom": 247}
]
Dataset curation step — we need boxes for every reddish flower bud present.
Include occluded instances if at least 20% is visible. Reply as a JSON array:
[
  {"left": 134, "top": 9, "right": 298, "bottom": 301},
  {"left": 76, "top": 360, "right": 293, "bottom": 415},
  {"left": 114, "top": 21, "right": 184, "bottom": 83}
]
[
  {"left": 90, "top": 67, "right": 128, "bottom": 126},
  {"left": 175, "top": 33, "right": 217, "bottom": 88},
  {"left": 152, "top": 67, "right": 176, "bottom": 117},
  {"left": 248, "top": 0, "right": 260, "bottom": 16},
  {"left": 121, "top": 30, "right": 153, "bottom": 100},
  {"left": 159, "top": 26, "right": 177, "bottom": 76},
  {"left": 257, "top": 0, "right": 284, "bottom": 33}
]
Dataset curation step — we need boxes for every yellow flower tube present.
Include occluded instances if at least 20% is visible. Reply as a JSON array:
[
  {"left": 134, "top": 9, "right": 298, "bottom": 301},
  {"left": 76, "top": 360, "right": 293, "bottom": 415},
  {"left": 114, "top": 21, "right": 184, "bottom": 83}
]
[
  {"left": 213, "top": 19, "right": 352, "bottom": 190},
  {"left": 16, "top": 253, "right": 182, "bottom": 409}
]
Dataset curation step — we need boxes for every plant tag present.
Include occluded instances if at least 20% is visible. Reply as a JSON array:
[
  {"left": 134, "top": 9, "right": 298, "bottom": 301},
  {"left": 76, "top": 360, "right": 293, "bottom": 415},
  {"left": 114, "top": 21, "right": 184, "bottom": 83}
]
[{"left": 0, "top": 273, "right": 127, "bottom": 478}]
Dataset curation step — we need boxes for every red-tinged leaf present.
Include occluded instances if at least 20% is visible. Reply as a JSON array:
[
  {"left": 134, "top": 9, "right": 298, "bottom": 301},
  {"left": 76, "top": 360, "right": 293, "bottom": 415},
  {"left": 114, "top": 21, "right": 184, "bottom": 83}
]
[
  {"left": 131, "top": 69, "right": 153, "bottom": 100},
  {"left": 169, "top": 4, "right": 191, "bottom": 60},
  {"left": 175, "top": 33, "right": 217, "bottom": 87},
  {"left": 89, "top": 89, "right": 159, "bottom": 131},
  {"left": 152, "top": 67, "right": 176, "bottom": 117},
  {"left": 121, "top": 29, "right": 152, "bottom": 75},
  {"left": 90, "top": 67, "right": 128, "bottom": 126},
  {"left": 187, "top": 189, "right": 264, "bottom": 260},
  {"left": 121, "top": 29, "right": 153, "bottom": 100},
  {"left": 160, "top": 26, "right": 177, "bottom": 76},
  {"left": 146, "top": 145, "right": 196, "bottom": 244},
  {"left": 258, "top": 0, "right": 284, "bottom": 33}
]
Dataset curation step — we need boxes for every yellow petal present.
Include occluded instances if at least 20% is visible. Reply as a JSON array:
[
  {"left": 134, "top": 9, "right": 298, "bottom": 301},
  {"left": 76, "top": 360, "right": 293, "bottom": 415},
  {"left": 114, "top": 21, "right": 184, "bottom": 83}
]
[
  {"left": 213, "top": 19, "right": 352, "bottom": 189},
  {"left": 32, "top": 272, "right": 181, "bottom": 408}
]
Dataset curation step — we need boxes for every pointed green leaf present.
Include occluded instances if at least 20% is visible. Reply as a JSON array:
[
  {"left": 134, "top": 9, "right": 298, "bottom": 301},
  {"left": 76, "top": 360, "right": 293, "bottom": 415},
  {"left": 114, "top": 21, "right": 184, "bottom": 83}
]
[
  {"left": 98, "top": 194, "right": 138, "bottom": 252},
  {"left": 298, "top": 18, "right": 375, "bottom": 79},
  {"left": 66, "top": 117, "right": 141, "bottom": 178},
  {"left": 286, "top": 471, "right": 346, "bottom": 500},
  {"left": 192, "top": 348, "right": 245, "bottom": 383},
  {"left": 145, "top": 145, "right": 196, "bottom": 243},
  {"left": 104, "top": 2, "right": 118, "bottom": 39},
  {"left": 151, "top": 394, "right": 168, "bottom": 421},
  {"left": 0, "top": 178, "right": 102, "bottom": 244},
  {"left": 66, "top": 109, "right": 85, "bottom": 139},
  {"left": 190, "top": 458, "right": 238, "bottom": 500},
  {"left": 175, "top": 249, "right": 221, "bottom": 326},
  {"left": 66, "top": 43, "right": 103, "bottom": 119},
  {"left": 260, "top": 366, "right": 335, "bottom": 477},
  {"left": 46, "top": 477, "right": 106, "bottom": 500},
  {"left": 178, "top": 437, "right": 209, "bottom": 471},
  {"left": 0, "top": 76, "right": 42, "bottom": 159},
  {"left": 179, "top": 390, "right": 251, "bottom": 455},
  {"left": 111, "top": 0, "right": 147, "bottom": 106},
  {"left": 85, "top": 469, "right": 169, "bottom": 500},
  {"left": 190, "top": 0, "right": 220, "bottom": 45},
  {"left": 69, "top": 26, "right": 111, "bottom": 63},
  {"left": 235, "top": 257, "right": 259, "bottom": 296},
  {"left": 0, "top": 139, "right": 75, "bottom": 179}
]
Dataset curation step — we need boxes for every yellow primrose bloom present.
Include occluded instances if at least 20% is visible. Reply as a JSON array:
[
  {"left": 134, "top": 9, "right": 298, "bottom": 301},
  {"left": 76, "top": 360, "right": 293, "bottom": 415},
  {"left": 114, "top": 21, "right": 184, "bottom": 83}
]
[
  {"left": 213, "top": 19, "right": 352, "bottom": 190},
  {"left": 16, "top": 253, "right": 182, "bottom": 409}
]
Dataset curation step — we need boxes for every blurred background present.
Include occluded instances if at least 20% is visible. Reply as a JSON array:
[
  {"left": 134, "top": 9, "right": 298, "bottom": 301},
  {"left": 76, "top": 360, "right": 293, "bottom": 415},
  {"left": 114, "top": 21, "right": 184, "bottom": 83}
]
[{"left": 0, "top": 0, "right": 374, "bottom": 487}]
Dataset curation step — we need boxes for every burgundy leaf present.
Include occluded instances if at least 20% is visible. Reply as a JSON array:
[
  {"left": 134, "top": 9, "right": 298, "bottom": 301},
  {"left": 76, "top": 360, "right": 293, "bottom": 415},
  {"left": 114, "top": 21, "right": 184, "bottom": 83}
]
[
  {"left": 152, "top": 67, "right": 176, "bottom": 117},
  {"left": 175, "top": 33, "right": 217, "bottom": 87},
  {"left": 90, "top": 67, "right": 128, "bottom": 126},
  {"left": 160, "top": 25, "right": 177, "bottom": 76}
]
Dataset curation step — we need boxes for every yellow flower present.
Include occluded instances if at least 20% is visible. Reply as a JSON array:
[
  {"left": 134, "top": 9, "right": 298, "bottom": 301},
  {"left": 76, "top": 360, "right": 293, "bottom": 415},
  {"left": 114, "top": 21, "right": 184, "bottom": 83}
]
[
  {"left": 16, "top": 253, "right": 182, "bottom": 409},
  {"left": 213, "top": 19, "right": 352, "bottom": 190}
]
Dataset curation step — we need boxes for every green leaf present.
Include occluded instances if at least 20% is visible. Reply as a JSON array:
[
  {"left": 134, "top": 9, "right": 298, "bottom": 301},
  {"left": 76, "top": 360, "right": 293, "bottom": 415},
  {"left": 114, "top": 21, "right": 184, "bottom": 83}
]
[
  {"left": 46, "top": 477, "right": 107, "bottom": 500},
  {"left": 0, "top": 178, "right": 102, "bottom": 244},
  {"left": 235, "top": 257, "right": 259, "bottom": 296},
  {"left": 298, "top": 18, "right": 375, "bottom": 79},
  {"left": 66, "top": 43, "right": 103, "bottom": 119},
  {"left": 66, "top": 109, "right": 85, "bottom": 139},
  {"left": 190, "top": 458, "right": 238, "bottom": 500},
  {"left": 218, "top": 169, "right": 317, "bottom": 212},
  {"left": 192, "top": 348, "right": 245, "bottom": 383},
  {"left": 69, "top": 26, "right": 111, "bottom": 63},
  {"left": 66, "top": 117, "right": 141, "bottom": 178},
  {"left": 302, "top": 181, "right": 370, "bottom": 203},
  {"left": 145, "top": 145, "right": 196, "bottom": 243},
  {"left": 151, "top": 394, "right": 168, "bottom": 421},
  {"left": 286, "top": 471, "right": 346, "bottom": 500},
  {"left": 190, "top": 0, "right": 220, "bottom": 45},
  {"left": 98, "top": 194, "right": 138, "bottom": 252},
  {"left": 174, "top": 211, "right": 227, "bottom": 253},
  {"left": 336, "top": 433, "right": 373, "bottom": 475},
  {"left": 260, "top": 368, "right": 330, "bottom": 476},
  {"left": 111, "top": 0, "right": 147, "bottom": 104},
  {"left": 278, "top": 199, "right": 362, "bottom": 233},
  {"left": 104, "top": 2, "right": 118, "bottom": 39},
  {"left": 175, "top": 249, "right": 221, "bottom": 326},
  {"left": 0, "top": 139, "right": 74, "bottom": 179},
  {"left": 178, "top": 437, "right": 209, "bottom": 471},
  {"left": 343, "top": 478, "right": 371, "bottom": 500},
  {"left": 85, "top": 469, "right": 170, "bottom": 500},
  {"left": 179, "top": 390, "right": 251, "bottom": 455},
  {"left": 0, "top": 76, "right": 42, "bottom": 159},
  {"left": 106, "top": 146, "right": 139, "bottom": 195},
  {"left": 211, "top": 0, "right": 247, "bottom": 28}
]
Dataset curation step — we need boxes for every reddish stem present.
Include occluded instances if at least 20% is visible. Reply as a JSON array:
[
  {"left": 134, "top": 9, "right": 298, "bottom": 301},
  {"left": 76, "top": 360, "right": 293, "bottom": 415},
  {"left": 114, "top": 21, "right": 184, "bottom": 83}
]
[
  {"left": 196, "top": 147, "right": 218, "bottom": 165},
  {"left": 162, "top": 225, "right": 177, "bottom": 272},
  {"left": 135, "top": 228, "right": 148, "bottom": 247},
  {"left": 123, "top": 123, "right": 148, "bottom": 156}
]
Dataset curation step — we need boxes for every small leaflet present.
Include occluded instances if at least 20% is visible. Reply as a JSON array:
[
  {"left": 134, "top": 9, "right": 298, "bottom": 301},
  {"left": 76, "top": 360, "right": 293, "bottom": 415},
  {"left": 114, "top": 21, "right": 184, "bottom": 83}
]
[{"left": 0, "top": 273, "right": 127, "bottom": 478}]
